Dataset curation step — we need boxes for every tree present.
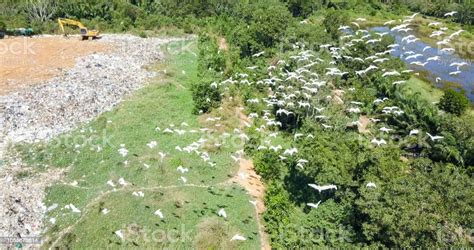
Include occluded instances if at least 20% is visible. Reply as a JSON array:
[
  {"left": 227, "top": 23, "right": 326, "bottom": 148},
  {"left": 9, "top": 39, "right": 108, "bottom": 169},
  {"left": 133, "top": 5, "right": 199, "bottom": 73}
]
[
  {"left": 0, "top": 18, "right": 6, "bottom": 32},
  {"left": 323, "top": 9, "right": 349, "bottom": 40},
  {"left": 438, "top": 89, "right": 469, "bottom": 116},
  {"left": 26, "top": 0, "right": 58, "bottom": 22}
]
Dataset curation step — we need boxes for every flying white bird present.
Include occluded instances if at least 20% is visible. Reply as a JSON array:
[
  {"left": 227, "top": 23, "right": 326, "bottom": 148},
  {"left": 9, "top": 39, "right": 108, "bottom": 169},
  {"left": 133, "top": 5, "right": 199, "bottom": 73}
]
[
  {"left": 158, "top": 152, "right": 166, "bottom": 162},
  {"left": 449, "top": 70, "right": 461, "bottom": 76},
  {"left": 117, "top": 178, "right": 126, "bottom": 186},
  {"left": 308, "top": 183, "right": 337, "bottom": 193},
  {"left": 218, "top": 208, "right": 227, "bottom": 218},
  {"left": 422, "top": 46, "right": 432, "bottom": 52},
  {"left": 426, "top": 133, "right": 444, "bottom": 141},
  {"left": 231, "top": 234, "right": 247, "bottom": 241},
  {"left": 68, "top": 204, "right": 81, "bottom": 213},
  {"left": 154, "top": 209, "right": 164, "bottom": 219},
  {"left": 392, "top": 80, "right": 406, "bottom": 85},
  {"left": 115, "top": 230, "right": 124, "bottom": 240},
  {"left": 366, "top": 182, "right": 377, "bottom": 188},
  {"left": 307, "top": 200, "right": 322, "bottom": 209},
  {"left": 428, "top": 22, "right": 441, "bottom": 27},
  {"left": 371, "top": 138, "right": 387, "bottom": 146},
  {"left": 252, "top": 51, "right": 265, "bottom": 57},
  {"left": 107, "top": 180, "right": 116, "bottom": 187},
  {"left": 409, "top": 129, "right": 420, "bottom": 136},
  {"left": 380, "top": 127, "right": 393, "bottom": 133},
  {"left": 147, "top": 141, "right": 157, "bottom": 149},
  {"left": 133, "top": 191, "right": 145, "bottom": 197},
  {"left": 444, "top": 11, "right": 458, "bottom": 17},
  {"left": 179, "top": 176, "right": 187, "bottom": 183},
  {"left": 118, "top": 146, "right": 128, "bottom": 157},
  {"left": 283, "top": 148, "right": 298, "bottom": 156},
  {"left": 177, "top": 166, "right": 189, "bottom": 173},
  {"left": 426, "top": 56, "right": 440, "bottom": 61}
]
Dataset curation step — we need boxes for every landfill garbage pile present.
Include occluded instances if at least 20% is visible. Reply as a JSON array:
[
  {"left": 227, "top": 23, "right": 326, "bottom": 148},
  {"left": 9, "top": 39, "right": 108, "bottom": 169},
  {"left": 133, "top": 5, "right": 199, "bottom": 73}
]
[
  {"left": 0, "top": 157, "right": 64, "bottom": 239},
  {"left": 1, "top": 34, "right": 184, "bottom": 150},
  {"left": 0, "top": 34, "right": 187, "bottom": 241}
]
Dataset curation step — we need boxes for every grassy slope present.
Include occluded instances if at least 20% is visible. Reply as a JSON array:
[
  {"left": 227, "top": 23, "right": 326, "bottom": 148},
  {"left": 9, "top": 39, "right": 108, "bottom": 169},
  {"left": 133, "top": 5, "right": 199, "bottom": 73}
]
[
  {"left": 404, "top": 76, "right": 444, "bottom": 104},
  {"left": 16, "top": 41, "right": 259, "bottom": 248}
]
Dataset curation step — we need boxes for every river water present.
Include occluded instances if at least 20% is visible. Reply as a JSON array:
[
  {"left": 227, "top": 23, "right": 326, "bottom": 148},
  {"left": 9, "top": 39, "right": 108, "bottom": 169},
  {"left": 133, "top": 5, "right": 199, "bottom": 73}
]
[{"left": 371, "top": 26, "right": 473, "bottom": 102}]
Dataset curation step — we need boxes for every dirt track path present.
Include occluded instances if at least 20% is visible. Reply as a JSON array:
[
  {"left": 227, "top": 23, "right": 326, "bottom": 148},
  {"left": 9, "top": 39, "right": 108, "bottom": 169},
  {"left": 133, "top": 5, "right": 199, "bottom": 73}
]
[{"left": 232, "top": 107, "right": 271, "bottom": 250}]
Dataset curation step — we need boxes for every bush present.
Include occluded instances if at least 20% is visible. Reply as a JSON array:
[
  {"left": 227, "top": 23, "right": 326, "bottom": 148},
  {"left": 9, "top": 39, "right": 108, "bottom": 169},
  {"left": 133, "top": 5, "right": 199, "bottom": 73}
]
[
  {"left": 198, "top": 33, "right": 226, "bottom": 74},
  {"left": 191, "top": 79, "right": 222, "bottom": 114},
  {"left": 323, "top": 9, "right": 349, "bottom": 40},
  {"left": 438, "top": 89, "right": 469, "bottom": 116},
  {"left": 254, "top": 150, "right": 284, "bottom": 181},
  {"left": 0, "top": 19, "right": 6, "bottom": 32},
  {"left": 250, "top": 5, "right": 292, "bottom": 48}
]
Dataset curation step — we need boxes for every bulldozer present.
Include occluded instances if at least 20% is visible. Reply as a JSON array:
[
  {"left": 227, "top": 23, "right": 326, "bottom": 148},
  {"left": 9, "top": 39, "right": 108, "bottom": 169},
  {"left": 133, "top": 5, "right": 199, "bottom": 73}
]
[{"left": 57, "top": 18, "right": 100, "bottom": 40}]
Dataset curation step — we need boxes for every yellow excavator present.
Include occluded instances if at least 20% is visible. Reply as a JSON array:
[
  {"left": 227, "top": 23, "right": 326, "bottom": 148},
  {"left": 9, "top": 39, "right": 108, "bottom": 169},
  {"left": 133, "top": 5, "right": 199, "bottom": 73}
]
[{"left": 57, "top": 18, "right": 100, "bottom": 40}]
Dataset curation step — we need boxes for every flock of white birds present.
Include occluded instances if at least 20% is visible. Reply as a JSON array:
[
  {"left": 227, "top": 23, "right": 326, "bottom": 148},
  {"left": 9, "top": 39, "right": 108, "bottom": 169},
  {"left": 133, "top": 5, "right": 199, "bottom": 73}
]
[
  {"left": 46, "top": 11, "right": 470, "bottom": 246},
  {"left": 218, "top": 13, "right": 463, "bottom": 211}
]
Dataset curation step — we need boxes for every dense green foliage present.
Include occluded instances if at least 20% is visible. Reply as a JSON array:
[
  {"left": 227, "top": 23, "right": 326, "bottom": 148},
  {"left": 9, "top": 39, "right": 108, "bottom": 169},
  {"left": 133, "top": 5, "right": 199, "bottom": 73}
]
[
  {"left": 0, "top": 0, "right": 471, "bottom": 35},
  {"left": 439, "top": 88, "right": 470, "bottom": 116},
  {"left": 0, "top": 18, "right": 6, "bottom": 32}
]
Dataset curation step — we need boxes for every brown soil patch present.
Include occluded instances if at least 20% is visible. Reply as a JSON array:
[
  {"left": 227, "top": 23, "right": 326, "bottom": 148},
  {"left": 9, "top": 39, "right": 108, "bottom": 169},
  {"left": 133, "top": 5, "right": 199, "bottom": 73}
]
[
  {"left": 0, "top": 36, "right": 111, "bottom": 95},
  {"left": 234, "top": 108, "right": 270, "bottom": 250},
  {"left": 218, "top": 37, "right": 228, "bottom": 51},
  {"left": 230, "top": 158, "right": 266, "bottom": 214},
  {"left": 332, "top": 89, "right": 345, "bottom": 104},
  {"left": 229, "top": 158, "right": 270, "bottom": 250},
  {"left": 358, "top": 115, "right": 371, "bottom": 133}
]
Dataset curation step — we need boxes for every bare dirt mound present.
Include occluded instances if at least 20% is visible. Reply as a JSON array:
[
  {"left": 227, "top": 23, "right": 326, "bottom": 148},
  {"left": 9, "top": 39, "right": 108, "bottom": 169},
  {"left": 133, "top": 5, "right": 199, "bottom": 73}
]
[{"left": 0, "top": 36, "right": 110, "bottom": 95}]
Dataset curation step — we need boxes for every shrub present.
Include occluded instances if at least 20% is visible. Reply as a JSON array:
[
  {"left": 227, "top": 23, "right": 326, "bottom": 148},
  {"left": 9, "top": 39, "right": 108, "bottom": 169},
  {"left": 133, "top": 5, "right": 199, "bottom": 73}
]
[
  {"left": 254, "top": 150, "right": 284, "bottom": 181},
  {"left": 438, "top": 89, "right": 469, "bottom": 116},
  {"left": 198, "top": 33, "right": 226, "bottom": 74},
  {"left": 323, "top": 9, "right": 349, "bottom": 40},
  {"left": 250, "top": 5, "right": 292, "bottom": 48},
  {"left": 191, "top": 79, "right": 222, "bottom": 114},
  {"left": 0, "top": 19, "right": 6, "bottom": 32}
]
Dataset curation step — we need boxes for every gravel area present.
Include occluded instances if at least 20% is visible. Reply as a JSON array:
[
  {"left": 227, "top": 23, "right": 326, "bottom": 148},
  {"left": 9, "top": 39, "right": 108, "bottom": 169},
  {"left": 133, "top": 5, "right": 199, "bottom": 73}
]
[{"left": 0, "top": 34, "right": 188, "bottom": 243}]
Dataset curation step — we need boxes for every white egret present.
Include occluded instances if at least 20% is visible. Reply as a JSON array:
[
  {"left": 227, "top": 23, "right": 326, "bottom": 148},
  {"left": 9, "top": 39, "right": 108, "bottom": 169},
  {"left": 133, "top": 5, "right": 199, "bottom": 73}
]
[
  {"left": 231, "top": 234, "right": 246, "bottom": 241},
  {"left": 115, "top": 230, "right": 124, "bottom": 240},
  {"left": 308, "top": 183, "right": 337, "bottom": 193},
  {"left": 307, "top": 200, "right": 322, "bottom": 209},
  {"left": 154, "top": 209, "right": 164, "bottom": 219},
  {"left": 366, "top": 182, "right": 377, "bottom": 188},
  {"left": 218, "top": 208, "right": 227, "bottom": 218},
  {"left": 426, "top": 133, "right": 444, "bottom": 141}
]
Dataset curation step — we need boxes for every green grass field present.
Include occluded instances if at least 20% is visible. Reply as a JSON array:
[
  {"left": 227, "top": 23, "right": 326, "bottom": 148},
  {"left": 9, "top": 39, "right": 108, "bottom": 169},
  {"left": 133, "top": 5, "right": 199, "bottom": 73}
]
[
  {"left": 15, "top": 40, "right": 260, "bottom": 249},
  {"left": 403, "top": 76, "right": 444, "bottom": 104}
]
